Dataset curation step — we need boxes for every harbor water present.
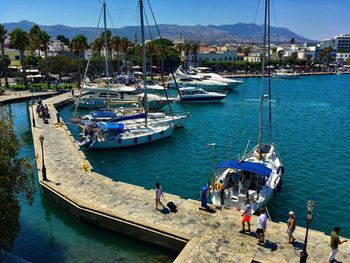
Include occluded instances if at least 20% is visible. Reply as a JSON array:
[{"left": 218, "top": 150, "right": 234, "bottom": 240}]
[{"left": 7, "top": 74, "right": 350, "bottom": 261}]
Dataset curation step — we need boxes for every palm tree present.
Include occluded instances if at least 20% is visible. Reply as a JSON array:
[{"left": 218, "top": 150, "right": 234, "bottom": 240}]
[
  {"left": 0, "top": 24, "right": 9, "bottom": 89},
  {"left": 174, "top": 43, "right": 184, "bottom": 65},
  {"left": 110, "top": 36, "right": 121, "bottom": 73},
  {"left": 29, "top": 25, "right": 42, "bottom": 56},
  {"left": 243, "top": 46, "right": 252, "bottom": 74},
  {"left": 69, "top": 35, "right": 89, "bottom": 83},
  {"left": 120, "top": 37, "right": 130, "bottom": 71},
  {"left": 277, "top": 49, "right": 284, "bottom": 65},
  {"left": 39, "top": 30, "right": 50, "bottom": 88},
  {"left": 9, "top": 28, "right": 30, "bottom": 88},
  {"left": 290, "top": 38, "right": 295, "bottom": 45},
  {"left": 191, "top": 42, "right": 199, "bottom": 65},
  {"left": 146, "top": 42, "right": 156, "bottom": 79},
  {"left": 92, "top": 37, "right": 104, "bottom": 74},
  {"left": 183, "top": 43, "right": 192, "bottom": 67}
]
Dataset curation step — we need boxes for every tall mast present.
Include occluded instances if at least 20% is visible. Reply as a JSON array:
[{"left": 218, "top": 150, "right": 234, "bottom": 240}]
[
  {"left": 103, "top": 1, "right": 110, "bottom": 108},
  {"left": 258, "top": 0, "right": 268, "bottom": 158},
  {"left": 267, "top": 0, "right": 272, "bottom": 143},
  {"left": 140, "top": 0, "right": 148, "bottom": 127}
]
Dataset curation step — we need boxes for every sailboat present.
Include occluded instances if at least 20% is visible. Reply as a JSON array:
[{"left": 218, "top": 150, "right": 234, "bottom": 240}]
[
  {"left": 209, "top": 0, "right": 284, "bottom": 213},
  {"left": 77, "top": 0, "right": 174, "bottom": 149}
]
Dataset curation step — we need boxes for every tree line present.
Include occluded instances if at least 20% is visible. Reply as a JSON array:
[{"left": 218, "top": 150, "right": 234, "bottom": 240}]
[{"left": 0, "top": 23, "right": 204, "bottom": 89}]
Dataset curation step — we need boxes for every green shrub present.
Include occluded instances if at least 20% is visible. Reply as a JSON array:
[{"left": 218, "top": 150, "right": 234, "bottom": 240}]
[{"left": 0, "top": 87, "right": 5, "bottom": 95}]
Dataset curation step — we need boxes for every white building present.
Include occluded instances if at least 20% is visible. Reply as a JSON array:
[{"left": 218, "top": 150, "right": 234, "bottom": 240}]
[
  {"left": 322, "top": 34, "right": 350, "bottom": 50},
  {"left": 336, "top": 52, "right": 350, "bottom": 62},
  {"left": 198, "top": 45, "right": 239, "bottom": 64}
]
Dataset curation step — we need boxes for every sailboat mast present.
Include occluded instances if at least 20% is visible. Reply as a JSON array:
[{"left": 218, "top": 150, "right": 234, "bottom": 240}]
[
  {"left": 103, "top": 1, "right": 110, "bottom": 107},
  {"left": 267, "top": 0, "right": 273, "bottom": 143},
  {"left": 258, "top": 0, "right": 268, "bottom": 157},
  {"left": 140, "top": 0, "right": 148, "bottom": 127}
]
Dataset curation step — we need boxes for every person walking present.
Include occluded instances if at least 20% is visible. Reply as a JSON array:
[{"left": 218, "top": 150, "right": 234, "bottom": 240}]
[
  {"left": 328, "top": 227, "right": 347, "bottom": 262},
  {"left": 240, "top": 198, "right": 252, "bottom": 233},
  {"left": 155, "top": 182, "right": 165, "bottom": 211},
  {"left": 256, "top": 207, "right": 268, "bottom": 245},
  {"left": 287, "top": 211, "right": 296, "bottom": 244}
]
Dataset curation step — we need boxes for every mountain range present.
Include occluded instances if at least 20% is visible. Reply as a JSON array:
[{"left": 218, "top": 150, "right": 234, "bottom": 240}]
[{"left": 3, "top": 20, "right": 313, "bottom": 44}]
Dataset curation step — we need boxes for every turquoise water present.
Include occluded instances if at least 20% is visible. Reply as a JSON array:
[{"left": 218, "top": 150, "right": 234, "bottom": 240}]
[
  {"left": 7, "top": 102, "right": 176, "bottom": 262},
  {"left": 60, "top": 74, "right": 350, "bottom": 238},
  {"left": 7, "top": 74, "right": 350, "bottom": 261}
]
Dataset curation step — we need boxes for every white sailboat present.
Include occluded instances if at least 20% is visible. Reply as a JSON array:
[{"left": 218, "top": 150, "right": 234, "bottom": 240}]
[
  {"left": 77, "top": 0, "right": 174, "bottom": 149},
  {"left": 210, "top": 0, "right": 284, "bottom": 213}
]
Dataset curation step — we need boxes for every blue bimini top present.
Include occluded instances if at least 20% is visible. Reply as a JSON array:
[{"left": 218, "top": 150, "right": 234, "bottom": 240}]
[
  {"left": 98, "top": 122, "right": 125, "bottom": 132},
  {"left": 215, "top": 159, "right": 272, "bottom": 177}
]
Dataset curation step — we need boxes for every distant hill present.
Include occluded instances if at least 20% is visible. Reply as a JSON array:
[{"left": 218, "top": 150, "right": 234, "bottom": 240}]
[{"left": 3, "top": 20, "right": 313, "bottom": 44}]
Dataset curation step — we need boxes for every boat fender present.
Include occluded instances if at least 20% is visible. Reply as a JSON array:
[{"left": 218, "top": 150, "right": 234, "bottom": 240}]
[
  {"left": 213, "top": 182, "right": 222, "bottom": 191},
  {"left": 118, "top": 138, "right": 122, "bottom": 143},
  {"left": 280, "top": 165, "right": 285, "bottom": 174},
  {"left": 161, "top": 130, "right": 164, "bottom": 135},
  {"left": 134, "top": 138, "right": 138, "bottom": 143},
  {"left": 148, "top": 135, "right": 152, "bottom": 141}
]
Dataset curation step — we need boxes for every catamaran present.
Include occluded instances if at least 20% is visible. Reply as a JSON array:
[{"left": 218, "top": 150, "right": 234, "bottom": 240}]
[{"left": 210, "top": 0, "right": 284, "bottom": 213}]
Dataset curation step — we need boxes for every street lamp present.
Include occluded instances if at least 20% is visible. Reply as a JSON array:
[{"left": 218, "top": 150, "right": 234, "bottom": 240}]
[
  {"left": 39, "top": 135, "right": 48, "bottom": 181},
  {"left": 300, "top": 200, "right": 315, "bottom": 263}
]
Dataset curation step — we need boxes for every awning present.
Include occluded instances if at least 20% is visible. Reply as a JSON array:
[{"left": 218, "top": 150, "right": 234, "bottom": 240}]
[
  {"left": 98, "top": 122, "right": 125, "bottom": 132},
  {"left": 91, "top": 111, "right": 117, "bottom": 118},
  {"left": 215, "top": 160, "right": 272, "bottom": 177}
]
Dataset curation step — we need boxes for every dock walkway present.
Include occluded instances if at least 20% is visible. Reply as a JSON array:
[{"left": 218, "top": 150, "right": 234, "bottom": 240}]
[{"left": 29, "top": 92, "right": 350, "bottom": 262}]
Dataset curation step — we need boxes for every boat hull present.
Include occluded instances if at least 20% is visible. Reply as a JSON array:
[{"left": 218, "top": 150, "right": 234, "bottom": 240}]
[{"left": 88, "top": 125, "right": 174, "bottom": 149}]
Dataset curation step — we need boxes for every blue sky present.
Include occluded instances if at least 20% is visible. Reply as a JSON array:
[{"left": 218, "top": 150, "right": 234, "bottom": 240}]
[{"left": 1, "top": 0, "right": 349, "bottom": 40}]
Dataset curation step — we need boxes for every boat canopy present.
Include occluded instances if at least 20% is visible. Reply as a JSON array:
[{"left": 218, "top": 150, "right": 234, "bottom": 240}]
[
  {"left": 215, "top": 160, "right": 272, "bottom": 177},
  {"left": 98, "top": 122, "right": 125, "bottom": 132},
  {"left": 91, "top": 111, "right": 117, "bottom": 118},
  {"left": 110, "top": 113, "right": 146, "bottom": 122}
]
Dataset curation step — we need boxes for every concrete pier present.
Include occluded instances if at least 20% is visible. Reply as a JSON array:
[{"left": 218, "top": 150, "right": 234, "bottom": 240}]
[{"left": 29, "top": 92, "right": 350, "bottom": 262}]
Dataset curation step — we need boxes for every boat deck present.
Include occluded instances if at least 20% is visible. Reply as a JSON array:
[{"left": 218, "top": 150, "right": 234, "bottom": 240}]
[{"left": 29, "top": 92, "right": 350, "bottom": 262}]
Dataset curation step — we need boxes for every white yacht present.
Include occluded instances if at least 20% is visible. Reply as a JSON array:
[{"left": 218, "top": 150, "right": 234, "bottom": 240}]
[
  {"left": 176, "top": 87, "right": 226, "bottom": 103},
  {"left": 273, "top": 69, "right": 300, "bottom": 79},
  {"left": 168, "top": 76, "right": 229, "bottom": 91},
  {"left": 136, "top": 80, "right": 167, "bottom": 93},
  {"left": 192, "top": 67, "right": 243, "bottom": 89},
  {"left": 76, "top": 85, "right": 171, "bottom": 110}
]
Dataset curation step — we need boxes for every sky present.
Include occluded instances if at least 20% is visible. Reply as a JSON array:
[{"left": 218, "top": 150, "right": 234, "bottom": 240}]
[{"left": 1, "top": 0, "right": 349, "bottom": 40}]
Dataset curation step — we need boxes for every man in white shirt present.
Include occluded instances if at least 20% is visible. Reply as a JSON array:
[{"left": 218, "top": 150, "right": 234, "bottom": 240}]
[{"left": 256, "top": 207, "right": 268, "bottom": 245}]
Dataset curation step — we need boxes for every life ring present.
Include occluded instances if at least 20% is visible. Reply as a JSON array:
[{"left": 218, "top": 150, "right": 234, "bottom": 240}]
[{"left": 213, "top": 182, "right": 222, "bottom": 191}]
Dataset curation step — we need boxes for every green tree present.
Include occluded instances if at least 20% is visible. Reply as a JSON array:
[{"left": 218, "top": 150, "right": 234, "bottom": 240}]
[
  {"left": 110, "top": 36, "right": 121, "bottom": 73},
  {"left": 29, "top": 25, "right": 42, "bottom": 55},
  {"left": 0, "top": 24, "right": 9, "bottom": 88},
  {"left": 120, "top": 37, "right": 130, "bottom": 71},
  {"left": 0, "top": 108, "right": 36, "bottom": 249},
  {"left": 277, "top": 49, "right": 284, "bottom": 65},
  {"left": 91, "top": 37, "right": 104, "bottom": 74},
  {"left": 191, "top": 42, "right": 199, "bottom": 64},
  {"left": 174, "top": 43, "right": 184, "bottom": 65},
  {"left": 290, "top": 38, "right": 295, "bottom": 45},
  {"left": 69, "top": 35, "right": 89, "bottom": 83},
  {"left": 9, "top": 28, "right": 30, "bottom": 88},
  {"left": 319, "top": 47, "right": 332, "bottom": 65},
  {"left": 183, "top": 43, "right": 192, "bottom": 66},
  {"left": 243, "top": 46, "right": 252, "bottom": 74},
  {"left": 38, "top": 30, "right": 51, "bottom": 88}
]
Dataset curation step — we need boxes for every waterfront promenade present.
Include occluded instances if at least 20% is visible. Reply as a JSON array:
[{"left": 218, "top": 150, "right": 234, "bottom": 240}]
[
  {"left": 0, "top": 90, "right": 59, "bottom": 104},
  {"left": 28, "top": 92, "right": 350, "bottom": 262}
]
